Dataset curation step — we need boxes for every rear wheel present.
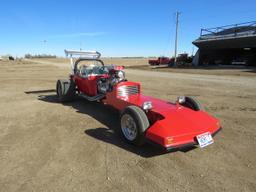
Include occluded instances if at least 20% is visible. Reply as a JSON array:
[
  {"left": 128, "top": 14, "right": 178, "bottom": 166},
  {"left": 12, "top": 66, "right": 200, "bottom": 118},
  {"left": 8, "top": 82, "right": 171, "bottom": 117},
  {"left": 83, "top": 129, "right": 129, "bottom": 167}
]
[
  {"left": 120, "top": 106, "right": 149, "bottom": 146},
  {"left": 56, "top": 79, "right": 76, "bottom": 102}
]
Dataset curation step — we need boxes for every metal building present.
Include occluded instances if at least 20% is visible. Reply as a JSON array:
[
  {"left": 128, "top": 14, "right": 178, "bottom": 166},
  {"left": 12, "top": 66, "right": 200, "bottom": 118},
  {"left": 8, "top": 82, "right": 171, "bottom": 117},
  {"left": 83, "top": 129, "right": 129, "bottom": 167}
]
[{"left": 192, "top": 21, "right": 256, "bottom": 66}]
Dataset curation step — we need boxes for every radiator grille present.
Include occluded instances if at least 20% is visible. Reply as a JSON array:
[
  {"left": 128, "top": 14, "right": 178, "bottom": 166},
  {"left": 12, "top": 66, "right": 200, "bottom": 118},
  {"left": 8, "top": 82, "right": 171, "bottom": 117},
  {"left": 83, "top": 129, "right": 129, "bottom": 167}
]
[{"left": 117, "top": 85, "right": 139, "bottom": 97}]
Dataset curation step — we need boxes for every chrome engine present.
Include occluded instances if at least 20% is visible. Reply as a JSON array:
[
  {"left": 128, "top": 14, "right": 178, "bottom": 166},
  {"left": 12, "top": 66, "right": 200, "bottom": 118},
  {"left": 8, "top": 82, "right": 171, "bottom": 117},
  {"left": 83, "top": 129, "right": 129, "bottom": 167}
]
[
  {"left": 97, "top": 79, "right": 110, "bottom": 94},
  {"left": 97, "top": 69, "right": 126, "bottom": 94}
]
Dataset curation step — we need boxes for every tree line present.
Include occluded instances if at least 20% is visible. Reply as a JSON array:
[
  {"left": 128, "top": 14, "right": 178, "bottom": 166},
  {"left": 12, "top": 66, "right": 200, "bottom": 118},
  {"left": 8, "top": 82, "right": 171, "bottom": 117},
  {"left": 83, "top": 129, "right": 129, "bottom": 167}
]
[{"left": 24, "top": 54, "right": 56, "bottom": 58}]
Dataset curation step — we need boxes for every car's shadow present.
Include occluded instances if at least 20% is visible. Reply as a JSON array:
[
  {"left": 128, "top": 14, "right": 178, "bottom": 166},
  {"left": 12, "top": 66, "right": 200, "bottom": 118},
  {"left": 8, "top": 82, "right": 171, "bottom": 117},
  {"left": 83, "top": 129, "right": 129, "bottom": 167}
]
[{"left": 35, "top": 92, "right": 196, "bottom": 157}]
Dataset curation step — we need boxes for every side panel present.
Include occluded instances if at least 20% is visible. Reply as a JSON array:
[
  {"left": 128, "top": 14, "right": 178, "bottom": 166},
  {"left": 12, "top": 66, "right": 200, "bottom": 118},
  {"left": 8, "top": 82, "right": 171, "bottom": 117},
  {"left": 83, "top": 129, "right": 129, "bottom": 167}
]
[
  {"left": 74, "top": 76, "right": 88, "bottom": 94},
  {"left": 84, "top": 75, "right": 98, "bottom": 96},
  {"left": 74, "top": 74, "right": 107, "bottom": 96}
]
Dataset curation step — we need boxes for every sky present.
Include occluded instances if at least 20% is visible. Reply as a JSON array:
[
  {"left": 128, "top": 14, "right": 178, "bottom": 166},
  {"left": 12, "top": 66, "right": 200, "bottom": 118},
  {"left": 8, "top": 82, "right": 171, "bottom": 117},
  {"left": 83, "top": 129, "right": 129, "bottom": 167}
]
[{"left": 0, "top": 0, "right": 255, "bottom": 57}]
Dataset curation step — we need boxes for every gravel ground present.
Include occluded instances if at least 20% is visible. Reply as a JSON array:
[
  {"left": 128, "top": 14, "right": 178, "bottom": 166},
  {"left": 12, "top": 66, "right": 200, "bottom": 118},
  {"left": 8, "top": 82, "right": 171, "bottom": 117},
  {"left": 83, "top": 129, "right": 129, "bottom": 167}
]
[{"left": 0, "top": 59, "right": 255, "bottom": 192}]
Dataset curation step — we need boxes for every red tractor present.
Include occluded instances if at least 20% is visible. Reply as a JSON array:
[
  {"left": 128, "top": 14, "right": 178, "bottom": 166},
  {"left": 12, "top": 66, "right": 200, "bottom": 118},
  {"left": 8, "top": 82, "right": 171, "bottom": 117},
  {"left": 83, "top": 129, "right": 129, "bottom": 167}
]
[
  {"left": 56, "top": 50, "right": 221, "bottom": 150},
  {"left": 148, "top": 57, "right": 173, "bottom": 66}
]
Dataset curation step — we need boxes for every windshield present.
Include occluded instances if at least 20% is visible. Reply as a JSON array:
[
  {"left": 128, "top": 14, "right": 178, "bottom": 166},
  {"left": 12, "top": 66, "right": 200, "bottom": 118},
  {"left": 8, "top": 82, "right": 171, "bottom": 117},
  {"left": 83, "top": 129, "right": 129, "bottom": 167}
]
[{"left": 77, "top": 63, "right": 108, "bottom": 78}]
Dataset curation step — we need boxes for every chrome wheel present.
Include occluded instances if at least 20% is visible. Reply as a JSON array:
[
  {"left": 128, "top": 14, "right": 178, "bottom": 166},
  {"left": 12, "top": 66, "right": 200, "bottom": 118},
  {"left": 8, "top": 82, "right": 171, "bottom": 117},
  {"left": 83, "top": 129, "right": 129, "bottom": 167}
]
[{"left": 121, "top": 114, "right": 137, "bottom": 141}]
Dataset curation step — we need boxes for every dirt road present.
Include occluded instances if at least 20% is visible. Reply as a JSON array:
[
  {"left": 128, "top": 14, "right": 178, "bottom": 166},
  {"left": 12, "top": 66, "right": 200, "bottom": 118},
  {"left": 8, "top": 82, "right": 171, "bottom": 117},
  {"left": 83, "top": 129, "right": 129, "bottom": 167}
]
[{"left": 0, "top": 59, "right": 255, "bottom": 192}]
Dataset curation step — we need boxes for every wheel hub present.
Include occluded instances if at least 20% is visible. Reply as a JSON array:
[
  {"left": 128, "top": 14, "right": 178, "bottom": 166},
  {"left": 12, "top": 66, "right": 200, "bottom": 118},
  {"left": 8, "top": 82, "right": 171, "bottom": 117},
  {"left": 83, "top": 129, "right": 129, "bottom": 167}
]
[{"left": 121, "top": 114, "right": 137, "bottom": 141}]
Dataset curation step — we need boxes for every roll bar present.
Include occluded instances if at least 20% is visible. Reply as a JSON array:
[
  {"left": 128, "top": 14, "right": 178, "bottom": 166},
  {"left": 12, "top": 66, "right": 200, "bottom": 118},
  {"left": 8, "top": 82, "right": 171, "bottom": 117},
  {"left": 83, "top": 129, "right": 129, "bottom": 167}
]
[
  {"left": 64, "top": 49, "right": 102, "bottom": 74},
  {"left": 73, "top": 58, "right": 105, "bottom": 74}
]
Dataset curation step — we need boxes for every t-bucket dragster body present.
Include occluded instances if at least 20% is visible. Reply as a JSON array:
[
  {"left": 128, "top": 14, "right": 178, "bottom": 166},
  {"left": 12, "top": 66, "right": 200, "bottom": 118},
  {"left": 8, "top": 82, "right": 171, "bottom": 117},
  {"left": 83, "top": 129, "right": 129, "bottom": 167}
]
[{"left": 56, "top": 50, "right": 221, "bottom": 150}]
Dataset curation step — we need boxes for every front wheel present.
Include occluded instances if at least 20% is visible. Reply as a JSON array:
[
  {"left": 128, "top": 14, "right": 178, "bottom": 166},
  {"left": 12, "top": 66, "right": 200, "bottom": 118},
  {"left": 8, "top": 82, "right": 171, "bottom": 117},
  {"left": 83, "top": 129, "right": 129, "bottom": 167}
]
[
  {"left": 181, "top": 96, "right": 204, "bottom": 111},
  {"left": 120, "top": 106, "right": 150, "bottom": 146}
]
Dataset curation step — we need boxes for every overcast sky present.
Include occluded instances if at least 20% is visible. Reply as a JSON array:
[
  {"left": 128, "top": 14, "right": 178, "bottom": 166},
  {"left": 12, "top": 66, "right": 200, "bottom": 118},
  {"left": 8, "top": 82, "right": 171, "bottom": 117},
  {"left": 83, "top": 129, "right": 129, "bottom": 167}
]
[{"left": 0, "top": 0, "right": 255, "bottom": 57}]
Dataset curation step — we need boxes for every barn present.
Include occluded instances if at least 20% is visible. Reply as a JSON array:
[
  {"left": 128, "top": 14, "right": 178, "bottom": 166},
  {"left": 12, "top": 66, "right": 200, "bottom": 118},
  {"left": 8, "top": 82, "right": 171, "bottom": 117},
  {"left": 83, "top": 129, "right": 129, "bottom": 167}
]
[{"left": 192, "top": 21, "right": 256, "bottom": 66}]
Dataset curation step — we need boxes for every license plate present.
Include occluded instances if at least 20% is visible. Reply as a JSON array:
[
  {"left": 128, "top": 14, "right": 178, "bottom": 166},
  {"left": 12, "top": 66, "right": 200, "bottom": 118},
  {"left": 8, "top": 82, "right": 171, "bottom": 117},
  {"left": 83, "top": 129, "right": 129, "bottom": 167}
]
[{"left": 197, "top": 132, "right": 214, "bottom": 148}]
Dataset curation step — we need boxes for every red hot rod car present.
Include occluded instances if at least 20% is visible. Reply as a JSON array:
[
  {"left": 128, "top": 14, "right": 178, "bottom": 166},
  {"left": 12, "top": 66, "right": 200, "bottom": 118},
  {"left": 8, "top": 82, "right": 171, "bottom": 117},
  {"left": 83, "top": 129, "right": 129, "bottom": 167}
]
[{"left": 56, "top": 50, "right": 221, "bottom": 150}]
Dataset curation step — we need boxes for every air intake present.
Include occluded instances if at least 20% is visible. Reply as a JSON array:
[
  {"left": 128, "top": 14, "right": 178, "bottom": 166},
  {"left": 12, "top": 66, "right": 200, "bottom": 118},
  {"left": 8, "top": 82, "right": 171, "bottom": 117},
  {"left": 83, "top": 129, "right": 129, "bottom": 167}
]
[{"left": 117, "top": 85, "right": 139, "bottom": 97}]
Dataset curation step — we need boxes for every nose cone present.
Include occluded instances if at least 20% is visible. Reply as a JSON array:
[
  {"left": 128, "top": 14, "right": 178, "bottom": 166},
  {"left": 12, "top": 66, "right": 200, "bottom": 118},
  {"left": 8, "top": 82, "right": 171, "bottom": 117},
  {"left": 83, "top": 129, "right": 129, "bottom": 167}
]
[{"left": 145, "top": 107, "right": 220, "bottom": 148}]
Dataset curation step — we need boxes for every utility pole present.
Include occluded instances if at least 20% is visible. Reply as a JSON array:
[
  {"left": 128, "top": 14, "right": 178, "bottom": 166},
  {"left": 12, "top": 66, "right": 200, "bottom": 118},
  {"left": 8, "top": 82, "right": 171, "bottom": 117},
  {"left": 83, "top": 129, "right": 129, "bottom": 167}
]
[
  {"left": 174, "top": 12, "right": 180, "bottom": 67},
  {"left": 80, "top": 41, "right": 82, "bottom": 51},
  {"left": 42, "top": 40, "right": 47, "bottom": 55}
]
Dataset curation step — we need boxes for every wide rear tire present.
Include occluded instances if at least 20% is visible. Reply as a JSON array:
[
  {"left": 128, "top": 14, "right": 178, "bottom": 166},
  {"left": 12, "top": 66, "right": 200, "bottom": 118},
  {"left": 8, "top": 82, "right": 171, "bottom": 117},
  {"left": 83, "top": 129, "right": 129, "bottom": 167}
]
[
  {"left": 56, "top": 79, "right": 76, "bottom": 102},
  {"left": 120, "top": 106, "right": 150, "bottom": 146}
]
